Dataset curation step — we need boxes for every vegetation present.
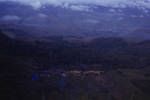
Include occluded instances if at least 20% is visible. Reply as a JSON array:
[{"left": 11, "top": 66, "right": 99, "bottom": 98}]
[{"left": 1, "top": 30, "right": 150, "bottom": 100}]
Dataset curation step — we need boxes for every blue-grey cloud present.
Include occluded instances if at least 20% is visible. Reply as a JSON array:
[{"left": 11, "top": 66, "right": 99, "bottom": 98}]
[
  {"left": 1, "top": 15, "right": 20, "bottom": 20},
  {"left": 0, "top": 0, "right": 150, "bottom": 10}
]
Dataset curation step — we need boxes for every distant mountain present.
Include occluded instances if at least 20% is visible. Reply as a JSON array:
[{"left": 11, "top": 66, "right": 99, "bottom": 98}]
[
  {"left": 124, "top": 28, "right": 150, "bottom": 42},
  {"left": 1, "top": 27, "right": 150, "bottom": 69}
]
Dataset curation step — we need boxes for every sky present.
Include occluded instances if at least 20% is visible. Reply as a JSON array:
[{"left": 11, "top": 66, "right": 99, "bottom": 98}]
[{"left": 0, "top": 0, "right": 150, "bottom": 9}]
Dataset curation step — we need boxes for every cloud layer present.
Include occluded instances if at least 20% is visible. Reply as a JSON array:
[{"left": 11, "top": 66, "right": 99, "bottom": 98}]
[
  {"left": 1, "top": 15, "right": 20, "bottom": 20},
  {"left": 0, "top": 0, "right": 150, "bottom": 9}
]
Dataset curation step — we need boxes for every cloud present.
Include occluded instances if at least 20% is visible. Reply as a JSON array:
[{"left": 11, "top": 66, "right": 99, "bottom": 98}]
[
  {"left": 0, "top": 0, "right": 150, "bottom": 10},
  {"left": 38, "top": 13, "right": 48, "bottom": 18},
  {"left": 70, "top": 5, "right": 91, "bottom": 11},
  {"left": 1, "top": 15, "right": 20, "bottom": 20}
]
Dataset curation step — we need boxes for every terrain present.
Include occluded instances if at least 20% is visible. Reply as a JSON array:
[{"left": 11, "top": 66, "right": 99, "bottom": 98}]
[{"left": 0, "top": 30, "right": 150, "bottom": 100}]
